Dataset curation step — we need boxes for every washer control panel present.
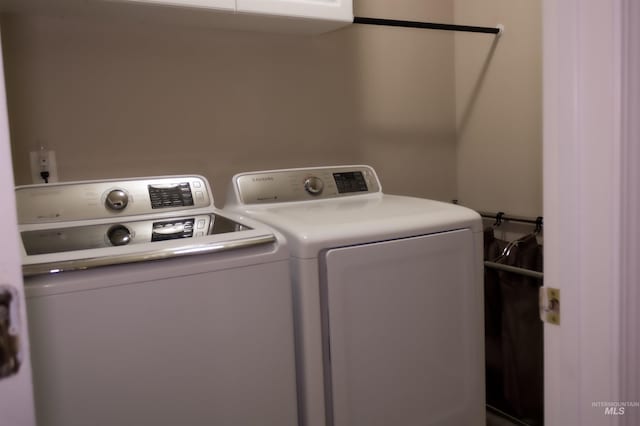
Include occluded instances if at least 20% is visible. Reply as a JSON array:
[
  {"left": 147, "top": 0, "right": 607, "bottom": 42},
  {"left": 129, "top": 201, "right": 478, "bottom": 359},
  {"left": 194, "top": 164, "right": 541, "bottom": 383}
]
[
  {"left": 233, "top": 165, "right": 381, "bottom": 205},
  {"left": 16, "top": 176, "right": 212, "bottom": 224}
]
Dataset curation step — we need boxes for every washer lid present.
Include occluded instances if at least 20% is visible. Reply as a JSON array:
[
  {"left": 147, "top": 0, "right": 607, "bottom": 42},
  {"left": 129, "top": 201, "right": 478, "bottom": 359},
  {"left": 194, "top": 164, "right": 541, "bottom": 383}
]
[
  {"left": 233, "top": 193, "right": 482, "bottom": 258},
  {"left": 20, "top": 211, "right": 288, "bottom": 277},
  {"left": 21, "top": 214, "right": 249, "bottom": 256}
]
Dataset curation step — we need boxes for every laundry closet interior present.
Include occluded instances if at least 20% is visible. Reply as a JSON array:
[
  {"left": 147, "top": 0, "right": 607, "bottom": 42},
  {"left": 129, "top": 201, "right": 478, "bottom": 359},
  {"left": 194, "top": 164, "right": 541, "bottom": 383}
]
[{"left": 1, "top": 0, "right": 543, "bottom": 425}]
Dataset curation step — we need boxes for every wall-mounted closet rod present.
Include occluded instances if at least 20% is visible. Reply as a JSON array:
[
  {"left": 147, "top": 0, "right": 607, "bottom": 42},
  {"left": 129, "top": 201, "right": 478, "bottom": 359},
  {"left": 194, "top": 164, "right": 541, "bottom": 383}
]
[
  {"left": 353, "top": 16, "right": 503, "bottom": 35},
  {"left": 479, "top": 211, "right": 543, "bottom": 229},
  {"left": 484, "top": 261, "right": 544, "bottom": 280}
]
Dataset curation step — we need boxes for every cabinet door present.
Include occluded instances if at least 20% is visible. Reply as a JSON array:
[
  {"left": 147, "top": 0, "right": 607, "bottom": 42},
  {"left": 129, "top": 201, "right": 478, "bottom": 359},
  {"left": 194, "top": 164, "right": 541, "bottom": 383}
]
[
  {"left": 236, "top": 0, "right": 352, "bottom": 22},
  {"left": 114, "top": 0, "right": 235, "bottom": 11},
  {"left": 322, "top": 229, "right": 485, "bottom": 426}
]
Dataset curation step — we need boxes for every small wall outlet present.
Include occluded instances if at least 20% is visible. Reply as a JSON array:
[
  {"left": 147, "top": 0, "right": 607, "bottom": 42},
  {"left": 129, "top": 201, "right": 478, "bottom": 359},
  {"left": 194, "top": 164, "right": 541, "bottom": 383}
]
[{"left": 29, "top": 150, "right": 58, "bottom": 184}]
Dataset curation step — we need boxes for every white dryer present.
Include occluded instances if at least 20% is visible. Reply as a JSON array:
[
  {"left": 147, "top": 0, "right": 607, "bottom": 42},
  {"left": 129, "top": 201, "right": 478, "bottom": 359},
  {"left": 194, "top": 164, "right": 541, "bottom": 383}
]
[
  {"left": 225, "top": 165, "right": 485, "bottom": 426},
  {"left": 16, "top": 176, "right": 298, "bottom": 426}
]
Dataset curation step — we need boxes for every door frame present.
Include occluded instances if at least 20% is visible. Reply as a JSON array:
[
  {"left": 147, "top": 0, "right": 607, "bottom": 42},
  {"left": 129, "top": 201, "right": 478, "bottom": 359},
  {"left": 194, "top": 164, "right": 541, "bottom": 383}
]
[
  {"left": 0, "top": 29, "right": 36, "bottom": 426},
  {"left": 543, "top": 0, "right": 639, "bottom": 424}
]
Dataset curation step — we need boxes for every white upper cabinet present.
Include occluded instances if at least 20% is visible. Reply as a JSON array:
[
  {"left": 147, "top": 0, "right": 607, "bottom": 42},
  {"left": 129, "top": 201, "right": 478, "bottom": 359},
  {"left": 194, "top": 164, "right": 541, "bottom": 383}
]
[
  {"left": 117, "top": 0, "right": 235, "bottom": 11},
  {"left": 0, "top": 0, "right": 353, "bottom": 34},
  {"left": 236, "top": 0, "right": 351, "bottom": 23}
]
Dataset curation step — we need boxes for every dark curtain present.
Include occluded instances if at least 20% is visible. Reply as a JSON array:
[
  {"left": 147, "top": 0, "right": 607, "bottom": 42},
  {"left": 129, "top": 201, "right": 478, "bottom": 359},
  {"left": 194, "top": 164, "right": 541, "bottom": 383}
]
[{"left": 484, "top": 228, "right": 543, "bottom": 425}]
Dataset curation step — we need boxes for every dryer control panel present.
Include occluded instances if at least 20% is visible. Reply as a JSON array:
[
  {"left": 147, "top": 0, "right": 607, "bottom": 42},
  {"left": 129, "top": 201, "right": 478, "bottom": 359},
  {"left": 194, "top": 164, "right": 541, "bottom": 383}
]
[{"left": 233, "top": 165, "right": 381, "bottom": 205}]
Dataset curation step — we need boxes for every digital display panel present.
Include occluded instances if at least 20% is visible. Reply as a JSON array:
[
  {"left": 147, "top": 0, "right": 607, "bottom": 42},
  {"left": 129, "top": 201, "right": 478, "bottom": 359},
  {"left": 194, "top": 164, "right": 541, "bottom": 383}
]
[
  {"left": 148, "top": 183, "right": 194, "bottom": 209},
  {"left": 333, "top": 172, "right": 368, "bottom": 194}
]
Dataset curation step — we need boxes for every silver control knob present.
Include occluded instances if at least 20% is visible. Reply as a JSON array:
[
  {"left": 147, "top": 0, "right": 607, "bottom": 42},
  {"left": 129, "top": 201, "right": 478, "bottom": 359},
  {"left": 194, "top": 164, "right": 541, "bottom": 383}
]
[
  {"left": 107, "top": 225, "right": 131, "bottom": 246},
  {"left": 304, "top": 176, "right": 324, "bottom": 196},
  {"left": 105, "top": 189, "right": 129, "bottom": 211}
]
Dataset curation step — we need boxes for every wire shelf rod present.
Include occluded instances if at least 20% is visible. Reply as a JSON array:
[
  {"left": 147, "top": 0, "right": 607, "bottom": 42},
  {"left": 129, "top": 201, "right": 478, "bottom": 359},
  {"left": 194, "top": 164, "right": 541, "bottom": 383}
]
[
  {"left": 353, "top": 16, "right": 503, "bottom": 35},
  {"left": 479, "top": 211, "right": 543, "bottom": 229}
]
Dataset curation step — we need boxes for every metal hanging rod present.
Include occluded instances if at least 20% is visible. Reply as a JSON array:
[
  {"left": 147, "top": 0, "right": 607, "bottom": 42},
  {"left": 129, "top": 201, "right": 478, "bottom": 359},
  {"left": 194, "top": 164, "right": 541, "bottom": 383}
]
[
  {"left": 353, "top": 16, "right": 503, "bottom": 35},
  {"left": 484, "top": 261, "right": 544, "bottom": 280},
  {"left": 479, "top": 211, "right": 543, "bottom": 230}
]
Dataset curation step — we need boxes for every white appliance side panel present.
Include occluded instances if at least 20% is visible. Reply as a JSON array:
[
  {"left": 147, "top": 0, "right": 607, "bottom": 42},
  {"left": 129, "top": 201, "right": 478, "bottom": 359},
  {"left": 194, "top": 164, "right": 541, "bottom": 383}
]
[
  {"left": 291, "top": 258, "right": 327, "bottom": 426},
  {"left": 26, "top": 260, "right": 297, "bottom": 426},
  {"left": 323, "top": 229, "right": 484, "bottom": 426}
]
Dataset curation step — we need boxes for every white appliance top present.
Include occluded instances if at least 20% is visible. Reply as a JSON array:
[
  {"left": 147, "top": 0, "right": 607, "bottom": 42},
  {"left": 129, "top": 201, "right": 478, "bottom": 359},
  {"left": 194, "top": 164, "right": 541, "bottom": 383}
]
[
  {"left": 226, "top": 166, "right": 482, "bottom": 258},
  {"left": 17, "top": 175, "right": 285, "bottom": 276}
]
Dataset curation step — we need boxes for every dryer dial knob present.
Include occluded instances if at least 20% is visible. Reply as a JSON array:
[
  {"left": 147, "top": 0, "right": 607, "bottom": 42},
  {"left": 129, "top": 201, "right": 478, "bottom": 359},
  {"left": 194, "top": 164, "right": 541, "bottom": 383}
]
[
  {"left": 304, "top": 176, "right": 324, "bottom": 195},
  {"left": 107, "top": 225, "right": 131, "bottom": 246},
  {"left": 105, "top": 189, "right": 129, "bottom": 211}
]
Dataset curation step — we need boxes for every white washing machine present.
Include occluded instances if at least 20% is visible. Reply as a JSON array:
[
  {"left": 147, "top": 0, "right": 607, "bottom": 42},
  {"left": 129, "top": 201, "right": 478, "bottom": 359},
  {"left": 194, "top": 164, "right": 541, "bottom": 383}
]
[
  {"left": 225, "top": 165, "right": 485, "bottom": 426},
  {"left": 16, "top": 175, "right": 298, "bottom": 426}
]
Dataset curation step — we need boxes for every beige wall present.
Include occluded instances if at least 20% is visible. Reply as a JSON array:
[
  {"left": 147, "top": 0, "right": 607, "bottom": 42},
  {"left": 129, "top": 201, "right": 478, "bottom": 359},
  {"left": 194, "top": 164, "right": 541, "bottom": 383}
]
[
  {"left": 454, "top": 0, "right": 542, "bottom": 217},
  {"left": 2, "top": 0, "right": 458, "bottom": 204},
  {"left": 2, "top": 1, "right": 540, "bottom": 210},
  {"left": 352, "top": 0, "right": 457, "bottom": 199}
]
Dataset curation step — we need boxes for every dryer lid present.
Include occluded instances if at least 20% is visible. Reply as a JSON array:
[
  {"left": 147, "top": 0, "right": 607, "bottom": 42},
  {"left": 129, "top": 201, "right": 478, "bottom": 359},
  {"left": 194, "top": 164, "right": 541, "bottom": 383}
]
[{"left": 230, "top": 193, "right": 482, "bottom": 258}]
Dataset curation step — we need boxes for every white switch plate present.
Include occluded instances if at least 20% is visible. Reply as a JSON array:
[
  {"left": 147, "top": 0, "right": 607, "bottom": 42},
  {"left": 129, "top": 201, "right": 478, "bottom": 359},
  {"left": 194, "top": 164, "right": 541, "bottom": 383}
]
[{"left": 29, "top": 150, "right": 58, "bottom": 184}]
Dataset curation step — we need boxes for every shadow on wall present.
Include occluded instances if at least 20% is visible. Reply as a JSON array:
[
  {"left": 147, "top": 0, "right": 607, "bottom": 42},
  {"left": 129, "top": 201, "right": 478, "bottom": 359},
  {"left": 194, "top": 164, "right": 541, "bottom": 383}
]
[
  {"left": 350, "top": 20, "right": 458, "bottom": 201},
  {"left": 457, "top": 35, "right": 501, "bottom": 138}
]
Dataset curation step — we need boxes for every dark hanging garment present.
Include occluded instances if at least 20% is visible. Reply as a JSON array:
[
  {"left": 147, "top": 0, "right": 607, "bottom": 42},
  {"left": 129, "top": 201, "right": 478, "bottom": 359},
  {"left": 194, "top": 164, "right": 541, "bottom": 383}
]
[
  {"left": 498, "top": 234, "right": 544, "bottom": 425},
  {"left": 483, "top": 228, "right": 506, "bottom": 407}
]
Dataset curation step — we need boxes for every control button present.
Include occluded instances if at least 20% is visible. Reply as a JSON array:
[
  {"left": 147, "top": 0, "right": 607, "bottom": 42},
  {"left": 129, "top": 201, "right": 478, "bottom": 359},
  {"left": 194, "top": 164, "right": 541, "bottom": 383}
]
[
  {"left": 107, "top": 225, "right": 131, "bottom": 246},
  {"left": 105, "top": 189, "right": 129, "bottom": 211},
  {"left": 197, "top": 219, "right": 205, "bottom": 229},
  {"left": 304, "top": 176, "right": 324, "bottom": 196},
  {"left": 193, "top": 181, "right": 202, "bottom": 188},
  {"left": 196, "top": 191, "right": 204, "bottom": 201}
]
